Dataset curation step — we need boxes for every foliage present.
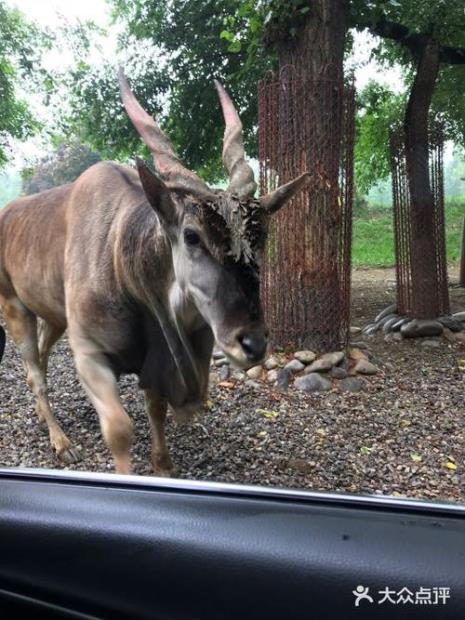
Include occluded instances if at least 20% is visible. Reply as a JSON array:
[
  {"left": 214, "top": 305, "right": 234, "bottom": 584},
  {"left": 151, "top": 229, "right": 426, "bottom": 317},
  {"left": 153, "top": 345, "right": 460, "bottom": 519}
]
[
  {"left": 351, "top": 0, "right": 465, "bottom": 191},
  {"left": 355, "top": 81, "right": 405, "bottom": 194},
  {"left": 60, "top": 0, "right": 273, "bottom": 182},
  {"left": 0, "top": 1, "right": 44, "bottom": 167},
  {"left": 0, "top": 169, "right": 21, "bottom": 208},
  {"left": 21, "top": 139, "right": 100, "bottom": 195},
  {"left": 57, "top": 0, "right": 465, "bottom": 190}
]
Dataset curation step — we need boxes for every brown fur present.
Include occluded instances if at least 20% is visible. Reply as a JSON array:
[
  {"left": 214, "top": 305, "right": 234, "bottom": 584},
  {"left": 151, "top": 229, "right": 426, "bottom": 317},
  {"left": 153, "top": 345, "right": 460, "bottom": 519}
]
[{"left": 0, "top": 162, "right": 215, "bottom": 474}]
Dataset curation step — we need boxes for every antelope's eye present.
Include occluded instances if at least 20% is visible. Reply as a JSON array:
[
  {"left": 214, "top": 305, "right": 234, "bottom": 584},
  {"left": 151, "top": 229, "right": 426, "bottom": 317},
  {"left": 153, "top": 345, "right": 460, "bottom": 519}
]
[{"left": 184, "top": 228, "right": 201, "bottom": 246}]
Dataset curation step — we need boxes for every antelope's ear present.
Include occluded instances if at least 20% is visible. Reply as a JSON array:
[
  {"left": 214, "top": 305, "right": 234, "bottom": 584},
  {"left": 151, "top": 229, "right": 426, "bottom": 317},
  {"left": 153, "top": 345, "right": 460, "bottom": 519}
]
[
  {"left": 136, "top": 159, "right": 180, "bottom": 230},
  {"left": 260, "top": 173, "right": 311, "bottom": 215}
]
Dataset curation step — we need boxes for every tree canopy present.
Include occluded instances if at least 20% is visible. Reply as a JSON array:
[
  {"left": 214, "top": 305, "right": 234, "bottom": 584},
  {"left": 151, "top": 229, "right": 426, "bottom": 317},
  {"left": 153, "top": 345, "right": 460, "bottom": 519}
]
[
  {"left": 61, "top": 0, "right": 272, "bottom": 182},
  {"left": 21, "top": 139, "right": 101, "bottom": 195},
  {"left": 0, "top": 1, "right": 44, "bottom": 167},
  {"left": 45, "top": 0, "right": 465, "bottom": 191}
]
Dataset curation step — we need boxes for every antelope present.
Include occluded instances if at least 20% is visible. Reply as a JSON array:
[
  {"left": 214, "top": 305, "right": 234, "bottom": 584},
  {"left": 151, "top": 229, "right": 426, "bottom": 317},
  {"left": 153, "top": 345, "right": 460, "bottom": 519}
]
[{"left": 0, "top": 71, "right": 310, "bottom": 474}]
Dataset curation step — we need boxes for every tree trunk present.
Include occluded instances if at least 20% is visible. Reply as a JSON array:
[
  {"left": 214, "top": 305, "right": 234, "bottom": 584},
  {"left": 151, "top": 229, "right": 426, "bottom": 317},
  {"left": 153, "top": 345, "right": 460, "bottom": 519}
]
[
  {"left": 273, "top": 0, "right": 348, "bottom": 350},
  {"left": 404, "top": 39, "right": 449, "bottom": 318}
]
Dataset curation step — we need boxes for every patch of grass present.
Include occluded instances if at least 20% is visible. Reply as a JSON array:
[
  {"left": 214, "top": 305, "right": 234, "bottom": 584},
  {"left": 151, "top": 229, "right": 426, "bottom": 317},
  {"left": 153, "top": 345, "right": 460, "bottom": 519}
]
[
  {"left": 352, "top": 199, "right": 465, "bottom": 267},
  {"left": 353, "top": 214, "right": 395, "bottom": 267}
]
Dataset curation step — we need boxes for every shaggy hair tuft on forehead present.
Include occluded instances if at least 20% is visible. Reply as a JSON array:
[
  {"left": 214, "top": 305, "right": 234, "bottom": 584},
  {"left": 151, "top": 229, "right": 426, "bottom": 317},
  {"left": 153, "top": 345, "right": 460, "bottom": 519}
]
[{"left": 186, "top": 193, "right": 267, "bottom": 265}]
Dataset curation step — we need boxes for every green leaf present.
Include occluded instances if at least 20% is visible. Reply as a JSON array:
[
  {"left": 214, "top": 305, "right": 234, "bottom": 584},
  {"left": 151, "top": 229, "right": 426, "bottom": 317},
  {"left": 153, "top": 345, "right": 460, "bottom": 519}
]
[
  {"left": 227, "top": 40, "right": 242, "bottom": 53},
  {"left": 220, "top": 29, "right": 234, "bottom": 41}
]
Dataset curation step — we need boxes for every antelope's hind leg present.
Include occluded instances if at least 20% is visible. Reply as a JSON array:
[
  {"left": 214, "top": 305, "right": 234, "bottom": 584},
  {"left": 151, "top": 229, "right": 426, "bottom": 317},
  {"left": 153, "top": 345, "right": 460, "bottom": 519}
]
[
  {"left": 2, "top": 298, "right": 78, "bottom": 463},
  {"left": 37, "top": 318, "right": 64, "bottom": 376},
  {"left": 35, "top": 318, "right": 65, "bottom": 422}
]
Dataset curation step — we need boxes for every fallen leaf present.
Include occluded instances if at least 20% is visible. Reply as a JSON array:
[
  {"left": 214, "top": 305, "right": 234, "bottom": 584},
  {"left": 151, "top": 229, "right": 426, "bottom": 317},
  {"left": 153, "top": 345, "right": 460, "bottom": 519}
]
[
  {"left": 218, "top": 381, "right": 235, "bottom": 389},
  {"left": 410, "top": 453, "right": 422, "bottom": 462},
  {"left": 360, "top": 446, "right": 372, "bottom": 455},
  {"left": 445, "top": 461, "right": 457, "bottom": 471},
  {"left": 256, "top": 408, "right": 279, "bottom": 419}
]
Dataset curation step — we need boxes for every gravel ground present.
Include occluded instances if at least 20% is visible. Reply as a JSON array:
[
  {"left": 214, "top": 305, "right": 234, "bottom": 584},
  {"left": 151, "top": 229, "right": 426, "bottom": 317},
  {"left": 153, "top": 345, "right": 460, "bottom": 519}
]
[{"left": 1, "top": 267, "right": 465, "bottom": 503}]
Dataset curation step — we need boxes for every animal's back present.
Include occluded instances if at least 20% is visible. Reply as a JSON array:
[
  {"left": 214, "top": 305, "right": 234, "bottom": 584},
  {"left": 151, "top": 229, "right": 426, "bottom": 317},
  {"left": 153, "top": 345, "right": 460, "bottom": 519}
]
[
  {"left": 0, "top": 183, "right": 71, "bottom": 327},
  {"left": 0, "top": 162, "right": 147, "bottom": 330}
]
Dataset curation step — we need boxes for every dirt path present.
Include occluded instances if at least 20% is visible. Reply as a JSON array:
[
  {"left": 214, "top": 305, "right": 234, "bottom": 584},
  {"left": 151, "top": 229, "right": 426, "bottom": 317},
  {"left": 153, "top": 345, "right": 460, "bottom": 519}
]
[{"left": 1, "top": 267, "right": 464, "bottom": 503}]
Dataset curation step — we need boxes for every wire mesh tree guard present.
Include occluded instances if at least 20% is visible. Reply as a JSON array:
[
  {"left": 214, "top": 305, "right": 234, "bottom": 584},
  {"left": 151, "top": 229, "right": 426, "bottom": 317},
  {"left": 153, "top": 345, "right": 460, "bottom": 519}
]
[
  {"left": 258, "top": 66, "right": 355, "bottom": 351},
  {"left": 390, "top": 122, "right": 449, "bottom": 320}
]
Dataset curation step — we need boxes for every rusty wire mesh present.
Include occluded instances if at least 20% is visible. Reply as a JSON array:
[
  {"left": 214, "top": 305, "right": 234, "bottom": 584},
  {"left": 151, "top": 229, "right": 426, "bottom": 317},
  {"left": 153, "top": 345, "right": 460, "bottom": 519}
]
[
  {"left": 258, "top": 66, "right": 355, "bottom": 351},
  {"left": 390, "top": 123, "right": 449, "bottom": 318}
]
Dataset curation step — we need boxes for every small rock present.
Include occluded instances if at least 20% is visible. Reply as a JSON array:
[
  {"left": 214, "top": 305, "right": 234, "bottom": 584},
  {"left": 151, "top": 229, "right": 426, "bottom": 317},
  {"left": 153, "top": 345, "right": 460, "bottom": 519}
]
[
  {"left": 285, "top": 359, "right": 305, "bottom": 373},
  {"left": 353, "top": 359, "right": 378, "bottom": 375},
  {"left": 213, "top": 350, "right": 225, "bottom": 360},
  {"left": 438, "top": 316, "right": 463, "bottom": 332},
  {"left": 420, "top": 339, "right": 441, "bottom": 348},
  {"left": 219, "top": 365, "right": 230, "bottom": 381},
  {"left": 244, "top": 380, "right": 261, "bottom": 390},
  {"left": 384, "top": 332, "right": 403, "bottom": 342},
  {"left": 349, "top": 326, "right": 362, "bottom": 335},
  {"left": 376, "top": 313, "right": 398, "bottom": 329},
  {"left": 454, "top": 332, "right": 465, "bottom": 344},
  {"left": 276, "top": 368, "right": 292, "bottom": 391},
  {"left": 294, "top": 350, "right": 316, "bottom": 364},
  {"left": 443, "top": 328, "right": 457, "bottom": 343},
  {"left": 246, "top": 365, "right": 263, "bottom": 380},
  {"left": 391, "top": 317, "right": 410, "bottom": 332},
  {"left": 295, "top": 373, "right": 331, "bottom": 392},
  {"left": 306, "top": 351, "right": 344, "bottom": 373},
  {"left": 330, "top": 366, "right": 348, "bottom": 379},
  {"left": 264, "top": 355, "right": 279, "bottom": 370},
  {"left": 214, "top": 357, "right": 228, "bottom": 367},
  {"left": 232, "top": 370, "right": 246, "bottom": 381},
  {"left": 382, "top": 316, "right": 401, "bottom": 333},
  {"left": 348, "top": 347, "right": 368, "bottom": 361},
  {"left": 374, "top": 303, "right": 397, "bottom": 323},
  {"left": 401, "top": 319, "right": 443, "bottom": 338},
  {"left": 350, "top": 341, "right": 369, "bottom": 350},
  {"left": 340, "top": 377, "right": 364, "bottom": 392},
  {"left": 452, "top": 311, "right": 465, "bottom": 322},
  {"left": 267, "top": 369, "right": 278, "bottom": 383}
]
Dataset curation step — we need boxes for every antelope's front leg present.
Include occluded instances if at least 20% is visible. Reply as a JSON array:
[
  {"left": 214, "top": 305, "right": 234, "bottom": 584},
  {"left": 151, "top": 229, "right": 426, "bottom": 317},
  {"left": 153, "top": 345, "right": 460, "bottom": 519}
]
[
  {"left": 72, "top": 340, "right": 134, "bottom": 474},
  {"left": 144, "top": 390, "right": 173, "bottom": 477}
]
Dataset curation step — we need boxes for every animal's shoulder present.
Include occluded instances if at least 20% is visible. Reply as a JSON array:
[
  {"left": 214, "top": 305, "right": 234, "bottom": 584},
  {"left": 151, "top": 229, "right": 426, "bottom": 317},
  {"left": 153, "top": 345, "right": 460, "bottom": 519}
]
[{"left": 75, "top": 161, "right": 142, "bottom": 193}]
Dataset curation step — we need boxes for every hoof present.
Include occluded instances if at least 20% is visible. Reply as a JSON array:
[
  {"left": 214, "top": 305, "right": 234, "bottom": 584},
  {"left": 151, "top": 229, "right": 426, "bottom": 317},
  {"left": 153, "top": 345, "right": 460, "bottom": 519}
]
[
  {"left": 57, "top": 446, "right": 81, "bottom": 464},
  {"left": 152, "top": 466, "right": 174, "bottom": 478},
  {"left": 152, "top": 453, "right": 174, "bottom": 478}
]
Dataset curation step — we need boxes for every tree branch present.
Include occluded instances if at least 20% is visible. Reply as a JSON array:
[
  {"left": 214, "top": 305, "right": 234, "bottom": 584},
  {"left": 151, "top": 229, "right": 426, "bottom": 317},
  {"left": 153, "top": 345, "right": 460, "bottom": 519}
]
[{"left": 356, "top": 16, "right": 465, "bottom": 65}]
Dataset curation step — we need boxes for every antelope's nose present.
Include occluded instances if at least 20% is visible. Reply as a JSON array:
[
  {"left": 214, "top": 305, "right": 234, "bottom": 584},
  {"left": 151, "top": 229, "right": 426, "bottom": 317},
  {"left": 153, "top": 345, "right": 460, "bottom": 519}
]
[{"left": 238, "top": 333, "right": 267, "bottom": 363}]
